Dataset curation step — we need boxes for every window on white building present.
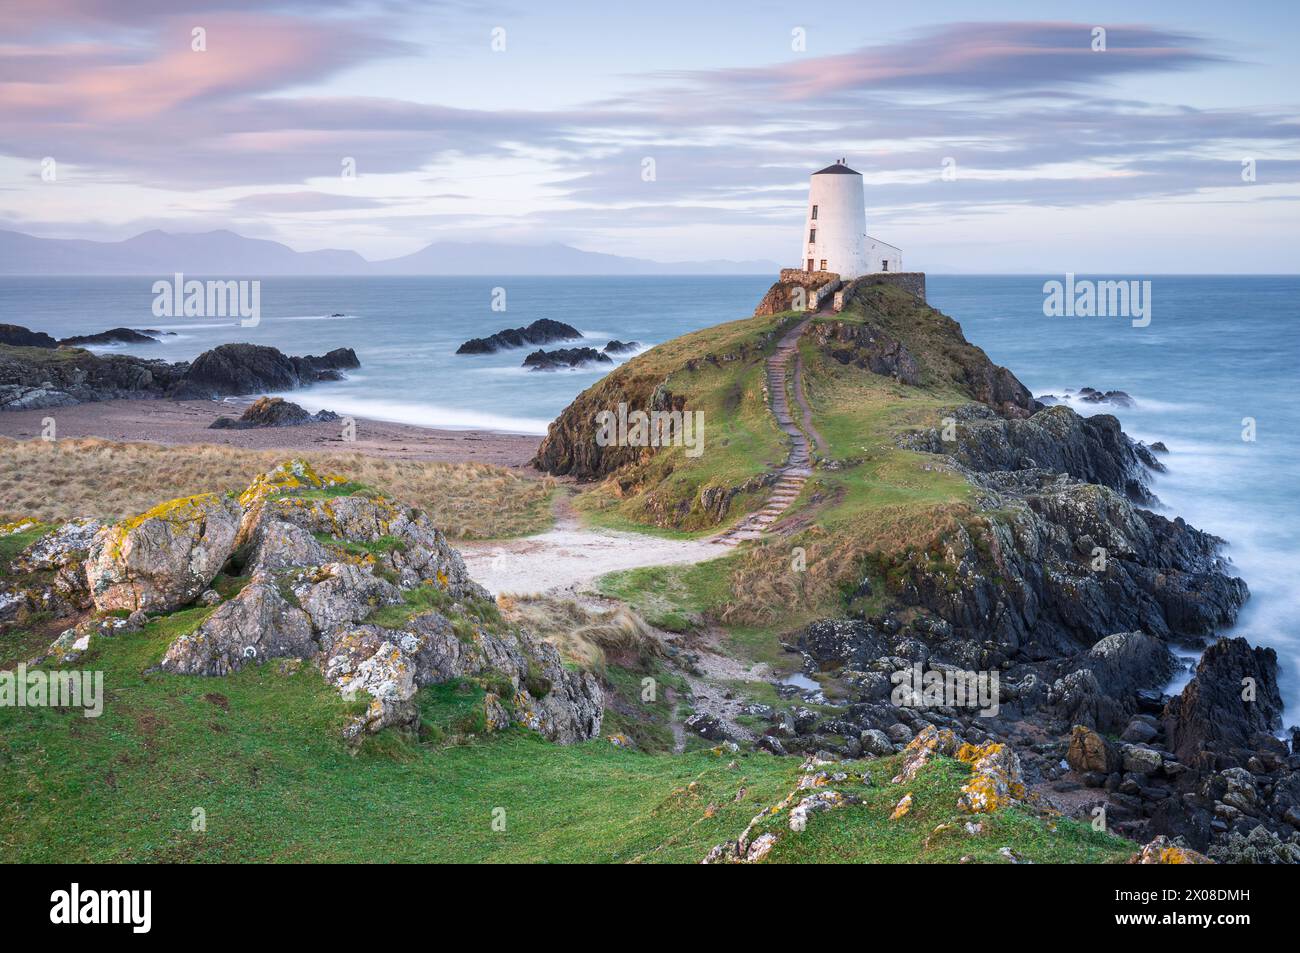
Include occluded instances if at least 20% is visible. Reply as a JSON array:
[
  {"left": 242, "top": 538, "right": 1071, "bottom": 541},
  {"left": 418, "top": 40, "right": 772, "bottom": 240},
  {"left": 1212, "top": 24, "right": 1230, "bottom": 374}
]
[
  {"left": 882, "top": 260, "right": 889, "bottom": 271},
  {"left": 820, "top": 259, "right": 827, "bottom": 271},
  {"left": 811, "top": 205, "right": 818, "bottom": 220},
  {"left": 809, "top": 229, "right": 816, "bottom": 243}
]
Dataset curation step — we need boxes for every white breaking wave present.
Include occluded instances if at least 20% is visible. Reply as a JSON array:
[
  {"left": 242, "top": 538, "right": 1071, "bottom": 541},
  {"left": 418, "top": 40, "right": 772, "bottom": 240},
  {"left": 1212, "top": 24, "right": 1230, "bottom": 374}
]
[{"left": 269, "top": 390, "right": 549, "bottom": 435}]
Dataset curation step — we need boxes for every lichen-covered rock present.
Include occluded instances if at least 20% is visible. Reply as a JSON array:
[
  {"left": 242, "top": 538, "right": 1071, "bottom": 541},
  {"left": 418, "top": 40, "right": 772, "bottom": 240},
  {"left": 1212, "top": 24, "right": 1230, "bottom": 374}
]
[
  {"left": 859, "top": 728, "right": 894, "bottom": 757},
  {"left": 237, "top": 459, "right": 346, "bottom": 510},
  {"left": 267, "top": 492, "right": 487, "bottom": 599},
  {"left": 1132, "top": 835, "right": 1213, "bottom": 864},
  {"left": 956, "top": 741, "right": 1025, "bottom": 813},
  {"left": 291, "top": 562, "right": 402, "bottom": 636},
  {"left": 890, "top": 793, "right": 914, "bottom": 820},
  {"left": 86, "top": 494, "right": 240, "bottom": 612},
  {"left": 12, "top": 518, "right": 101, "bottom": 573},
  {"left": 892, "top": 725, "right": 959, "bottom": 783},
  {"left": 319, "top": 625, "right": 417, "bottom": 737},
  {"left": 243, "top": 518, "right": 329, "bottom": 573},
  {"left": 0, "top": 519, "right": 103, "bottom": 624},
  {"left": 1121, "top": 744, "right": 1163, "bottom": 776},
  {"left": 127, "top": 460, "right": 604, "bottom": 745},
  {"left": 160, "top": 577, "right": 315, "bottom": 676}
]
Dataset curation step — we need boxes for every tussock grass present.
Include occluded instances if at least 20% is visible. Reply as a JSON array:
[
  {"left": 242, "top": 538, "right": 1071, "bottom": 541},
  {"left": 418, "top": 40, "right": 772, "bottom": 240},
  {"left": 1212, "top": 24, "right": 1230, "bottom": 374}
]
[
  {"left": 497, "top": 593, "right": 664, "bottom": 671},
  {"left": 0, "top": 437, "right": 554, "bottom": 539}
]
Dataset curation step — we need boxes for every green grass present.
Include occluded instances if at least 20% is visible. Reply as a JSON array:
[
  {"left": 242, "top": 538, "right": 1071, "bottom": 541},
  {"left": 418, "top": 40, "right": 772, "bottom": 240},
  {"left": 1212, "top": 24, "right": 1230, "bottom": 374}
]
[
  {"left": 759, "top": 755, "right": 1132, "bottom": 864},
  {"left": 284, "top": 481, "right": 381, "bottom": 501},
  {"left": 596, "top": 557, "right": 736, "bottom": 633},
  {"left": 312, "top": 532, "right": 405, "bottom": 558},
  {"left": 600, "top": 663, "right": 683, "bottom": 753},
  {"left": 0, "top": 522, "right": 54, "bottom": 578},
  {"left": 0, "top": 610, "right": 802, "bottom": 862},
  {"left": 366, "top": 584, "right": 503, "bottom": 642},
  {"left": 0, "top": 607, "right": 1135, "bottom": 863}
]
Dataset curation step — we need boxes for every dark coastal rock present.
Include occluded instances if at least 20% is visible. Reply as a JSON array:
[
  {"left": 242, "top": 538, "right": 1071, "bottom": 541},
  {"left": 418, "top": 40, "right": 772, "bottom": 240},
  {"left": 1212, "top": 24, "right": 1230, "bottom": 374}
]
[
  {"left": 1, "top": 327, "right": 357, "bottom": 408},
  {"left": 1079, "top": 386, "right": 1135, "bottom": 407},
  {"left": 1164, "top": 637, "right": 1283, "bottom": 769},
  {"left": 0, "top": 324, "right": 57, "bottom": 348},
  {"left": 1050, "top": 632, "right": 1179, "bottom": 733},
  {"left": 522, "top": 347, "right": 612, "bottom": 371},
  {"left": 1037, "top": 387, "right": 1135, "bottom": 409},
  {"left": 807, "top": 319, "right": 922, "bottom": 386},
  {"left": 58, "top": 327, "right": 159, "bottom": 346},
  {"left": 209, "top": 396, "right": 340, "bottom": 430},
  {"left": 292, "top": 348, "right": 360, "bottom": 379},
  {"left": 603, "top": 340, "right": 641, "bottom": 354},
  {"left": 170, "top": 344, "right": 358, "bottom": 399},
  {"left": 902, "top": 403, "right": 1159, "bottom": 502},
  {"left": 0, "top": 342, "right": 187, "bottom": 409},
  {"left": 456, "top": 318, "right": 582, "bottom": 354}
]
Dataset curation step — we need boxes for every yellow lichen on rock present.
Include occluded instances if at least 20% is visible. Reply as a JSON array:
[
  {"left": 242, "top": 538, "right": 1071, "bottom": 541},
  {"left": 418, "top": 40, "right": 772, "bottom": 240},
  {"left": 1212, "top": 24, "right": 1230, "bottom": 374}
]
[
  {"left": 890, "top": 792, "right": 914, "bottom": 820},
  {"left": 1131, "top": 836, "right": 1213, "bottom": 864},
  {"left": 956, "top": 741, "right": 1025, "bottom": 814},
  {"left": 238, "top": 459, "right": 345, "bottom": 509},
  {"left": 892, "top": 724, "right": 958, "bottom": 783}
]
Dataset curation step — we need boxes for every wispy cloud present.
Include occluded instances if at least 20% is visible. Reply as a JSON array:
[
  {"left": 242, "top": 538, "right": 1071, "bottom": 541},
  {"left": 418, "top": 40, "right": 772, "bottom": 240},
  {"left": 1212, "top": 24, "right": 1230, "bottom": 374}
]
[{"left": 0, "top": 8, "right": 1295, "bottom": 269}]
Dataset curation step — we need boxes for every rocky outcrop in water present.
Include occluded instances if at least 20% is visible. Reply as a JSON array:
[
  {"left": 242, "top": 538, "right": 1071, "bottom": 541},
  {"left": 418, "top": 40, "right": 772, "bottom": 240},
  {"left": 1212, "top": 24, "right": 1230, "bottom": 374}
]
[
  {"left": 456, "top": 318, "right": 582, "bottom": 354},
  {"left": 171, "top": 343, "right": 359, "bottom": 400},
  {"left": 0, "top": 325, "right": 359, "bottom": 408},
  {"left": 522, "top": 346, "right": 612, "bottom": 371},
  {"left": 58, "top": 328, "right": 166, "bottom": 347}
]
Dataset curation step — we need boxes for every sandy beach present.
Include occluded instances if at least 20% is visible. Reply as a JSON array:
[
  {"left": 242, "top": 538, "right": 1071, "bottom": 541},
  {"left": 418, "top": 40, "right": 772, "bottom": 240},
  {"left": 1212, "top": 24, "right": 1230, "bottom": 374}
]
[{"left": 0, "top": 398, "right": 542, "bottom": 468}]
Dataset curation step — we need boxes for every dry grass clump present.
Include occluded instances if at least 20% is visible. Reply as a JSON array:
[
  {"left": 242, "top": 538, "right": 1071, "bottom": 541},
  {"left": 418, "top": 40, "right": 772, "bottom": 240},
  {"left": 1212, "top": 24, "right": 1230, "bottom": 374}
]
[
  {"left": 497, "top": 593, "right": 663, "bottom": 671},
  {"left": 0, "top": 437, "right": 554, "bottom": 540},
  {"left": 717, "top": 528, "right": 866, "bottom": 626},
  {"left": 716, "top": 505, "right": 965, "bottom": 626}
]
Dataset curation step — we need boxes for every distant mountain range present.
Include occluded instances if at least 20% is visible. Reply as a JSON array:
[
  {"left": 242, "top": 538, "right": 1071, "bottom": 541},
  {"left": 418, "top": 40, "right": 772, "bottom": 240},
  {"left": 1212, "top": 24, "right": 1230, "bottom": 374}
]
[{"left": 0, "top": 229, "right": 779, "bottom": 276}]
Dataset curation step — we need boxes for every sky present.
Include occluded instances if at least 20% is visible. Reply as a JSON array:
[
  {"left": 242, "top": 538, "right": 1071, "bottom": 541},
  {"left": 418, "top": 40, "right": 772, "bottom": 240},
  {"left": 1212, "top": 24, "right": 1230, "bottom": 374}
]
[{"left": 1, "top": 0, "right": 1298, "bottom": 272}]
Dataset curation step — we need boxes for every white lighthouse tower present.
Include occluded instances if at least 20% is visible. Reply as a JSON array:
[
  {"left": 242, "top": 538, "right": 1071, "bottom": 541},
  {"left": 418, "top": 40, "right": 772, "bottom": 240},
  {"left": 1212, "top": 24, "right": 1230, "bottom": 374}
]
[{"left": 800, "top": 159, "right": 900, "bottom": 279}]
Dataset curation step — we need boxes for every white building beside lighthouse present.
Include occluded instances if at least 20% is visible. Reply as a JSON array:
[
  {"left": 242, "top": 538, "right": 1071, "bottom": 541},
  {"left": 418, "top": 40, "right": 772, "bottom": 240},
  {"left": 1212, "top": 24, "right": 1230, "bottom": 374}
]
[{"left": 800, "top": 159, "right": 900, "bottom": 278}]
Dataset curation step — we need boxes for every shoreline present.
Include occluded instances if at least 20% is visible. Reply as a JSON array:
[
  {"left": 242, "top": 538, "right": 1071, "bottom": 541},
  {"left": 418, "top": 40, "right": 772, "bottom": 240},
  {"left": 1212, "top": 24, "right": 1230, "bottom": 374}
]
[{"left": 0, "top": 397, "right": 543, "bottom": 468}]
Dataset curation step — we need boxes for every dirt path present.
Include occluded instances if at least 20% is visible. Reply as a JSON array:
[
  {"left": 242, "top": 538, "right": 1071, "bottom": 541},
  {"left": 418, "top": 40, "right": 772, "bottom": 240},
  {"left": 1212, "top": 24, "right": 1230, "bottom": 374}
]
[
  {"left": 458, "top": 497, "right": 724, "bottom": 596},
  {"left": 713, "top": 319, "right": 819, "bottom": 546}
]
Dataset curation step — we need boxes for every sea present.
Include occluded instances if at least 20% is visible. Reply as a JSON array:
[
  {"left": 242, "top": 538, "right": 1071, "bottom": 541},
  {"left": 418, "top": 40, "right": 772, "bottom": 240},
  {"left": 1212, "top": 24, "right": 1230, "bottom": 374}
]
[{"left": 2, "top": 274, "right": 1297, "bottom": 718}]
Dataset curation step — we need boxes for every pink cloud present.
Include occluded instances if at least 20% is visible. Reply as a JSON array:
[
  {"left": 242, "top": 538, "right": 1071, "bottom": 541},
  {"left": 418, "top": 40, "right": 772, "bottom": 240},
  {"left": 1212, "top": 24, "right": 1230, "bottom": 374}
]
[{"left": 0, "top": 14, "right": 404, "bottom": 122}]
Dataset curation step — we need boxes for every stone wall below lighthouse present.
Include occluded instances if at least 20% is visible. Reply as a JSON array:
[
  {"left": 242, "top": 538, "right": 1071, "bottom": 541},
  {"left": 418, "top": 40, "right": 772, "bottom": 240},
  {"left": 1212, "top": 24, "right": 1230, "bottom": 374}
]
[{"left": 755, "top": 270, "right": 926, "bottom": 316}]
